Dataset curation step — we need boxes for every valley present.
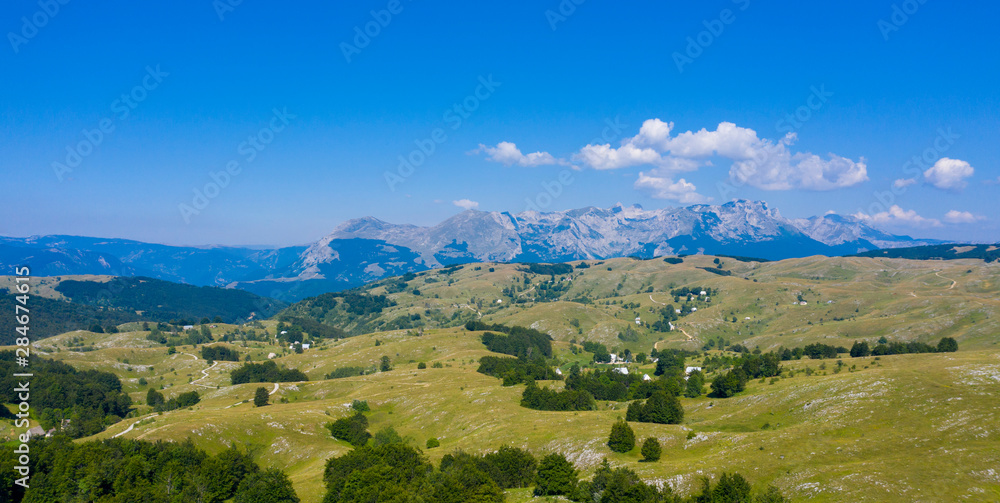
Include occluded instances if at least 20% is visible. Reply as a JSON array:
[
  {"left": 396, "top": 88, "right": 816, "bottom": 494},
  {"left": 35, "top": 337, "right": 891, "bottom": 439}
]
[{"left": 2, "top": 254, "right": 999, "bottom": 501}]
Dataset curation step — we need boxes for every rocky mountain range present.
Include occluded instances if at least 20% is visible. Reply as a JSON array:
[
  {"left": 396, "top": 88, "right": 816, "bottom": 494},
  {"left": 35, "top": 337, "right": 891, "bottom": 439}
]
[{"left": 1, "top": 200, "right": 944, "bottom": 300}]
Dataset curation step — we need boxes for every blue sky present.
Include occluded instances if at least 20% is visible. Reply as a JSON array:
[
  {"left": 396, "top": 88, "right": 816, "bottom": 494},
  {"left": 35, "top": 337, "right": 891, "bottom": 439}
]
[{"left": 1, "top": 1, "right": 997, "bottom": 246}]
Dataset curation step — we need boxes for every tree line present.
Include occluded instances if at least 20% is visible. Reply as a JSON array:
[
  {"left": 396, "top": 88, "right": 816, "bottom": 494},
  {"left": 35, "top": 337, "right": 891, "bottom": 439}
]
[
  {"left": 477, "top": 355, "right": 562, "bottom": 385},
  {"left": 201, "top": 344, "right": 240, "bottom": 362}
]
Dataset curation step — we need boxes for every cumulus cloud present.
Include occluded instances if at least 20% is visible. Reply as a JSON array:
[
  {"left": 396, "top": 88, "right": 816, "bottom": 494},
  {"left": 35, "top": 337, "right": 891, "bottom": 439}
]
[
  {"left": 943, "top": 210, "right": 984, "bottom": 224},
  {"left": 575, "top": 119, "right": 868, "bottom": 191},
  {"left": 893, "top": 178, "right": 918, "bottom": 189},
  {"left": 852, "top": 205, "right": 941, "bottom": 228},
  {"left": 634, "top": 171, "right": 710, "bottom": 204},
  {"left": 924, "top": 157, "right": 974, "bottom": 190},
  {"left": 452, "top": 199, "right": 479, "bottom": 210},
  {"left": 474, "top": 142, "right": 567, "bottom": 167}
]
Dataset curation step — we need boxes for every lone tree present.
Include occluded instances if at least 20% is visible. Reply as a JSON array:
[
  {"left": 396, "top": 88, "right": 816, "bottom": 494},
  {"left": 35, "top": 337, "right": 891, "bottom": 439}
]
[
  {"left": 254, "top": 386, "right": 269, "bottom": 407},
  {"left": 641, "top": 437, "right": 662, "bottom": 462},
  {"left": 380, "top": 355, "right": 392, "bottom": 372},
  {"left": 607, "top": 419, "right": 635, "bottom": 453}
]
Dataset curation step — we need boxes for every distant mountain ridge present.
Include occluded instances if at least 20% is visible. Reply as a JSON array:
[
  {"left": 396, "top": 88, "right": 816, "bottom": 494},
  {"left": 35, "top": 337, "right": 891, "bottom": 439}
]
[{"left": 0, "top": 200, "right": 946, "bottom": 300}]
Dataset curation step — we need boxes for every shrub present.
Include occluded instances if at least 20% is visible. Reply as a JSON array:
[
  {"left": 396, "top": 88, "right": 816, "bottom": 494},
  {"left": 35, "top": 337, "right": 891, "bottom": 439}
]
[
  {"left": 426, "top": 437, "right": 440, "bottom": 449},
  {"left": 641, "top": 437, "right": 661, "bottom": 462},
  {"left": 607, "top": 419, "right": 635, "bottom": 453}
]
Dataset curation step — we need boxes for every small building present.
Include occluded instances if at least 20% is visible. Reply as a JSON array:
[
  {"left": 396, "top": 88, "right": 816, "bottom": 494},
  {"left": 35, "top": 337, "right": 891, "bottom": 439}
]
[
  {"left": 642, "top": 374, "right": 652, "bottom": 381},
  {"left": 613, "top": 367, "right": 629, "bottom": 375},
  {"left": 609, "top": 354, "right": 618, "bottom": 364},
  {"left": 301, "top": 343, "right": 311, "bottom": 350},
  {"left": 26, "top": 426, "right": 46, "bottom": 440},
  {"left": 675, "top": 309, "right": 682, "bottom": 314},
  {"left": 668, "top": 322, "right": 675, "bottom": 331},
  {"left": 555, "top": 368, "right": 563, "bottom": 376},
  {"left": 800, "top": 301, "right": 808, "bottom": 306},
  {"left": 700, "top": 290, "right": 707, "bottom": 296},
  {"left": 267, "top": 353, "right": 277, "bottom": 359},
  {"left": 685, "top": 366, "right": 702, "bottom": 375},
  {"left": 280, "top": 330, "right": 288, "bottom": 335},
  {"left": 182, "top": 325, "right": 194, "bottom": 330},
  {"left": 635, "top": 317, "right": 642, "bottom": 325},
  {"left": 496, "top": 299, "right": 503, "bottom": 304},
  {"left": 745, "top": 317, "right": 751, "bottom": 320},
  {"left": 690, "top": 307, "right": 698, "bottom": 312}
]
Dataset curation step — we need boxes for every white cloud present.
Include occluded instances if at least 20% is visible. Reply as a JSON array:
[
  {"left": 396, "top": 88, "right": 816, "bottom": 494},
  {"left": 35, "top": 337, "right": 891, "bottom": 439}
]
[
  {"left": 474, "top": 142, "right": 567, "bottom": 167},
  {"left": 852, "top": 205, "right": 941, "bottom": 228},
  {"left": 452, "top": 199, "right": 479, "bottom": 210},
  {"left": 893, "top": 178, "right": 917, "bottom": 189},
  {"left": 943, "top": 210, "right": 984, "bottom": 224},
  {"left": 572, "top": 119, "right": 867, "bottom": 190},
  {"left": 924, "top": 157, "right": 974, "bottom": 190},
  {"left": 634, "top": 171, "right": 710, "bottom": 204}
]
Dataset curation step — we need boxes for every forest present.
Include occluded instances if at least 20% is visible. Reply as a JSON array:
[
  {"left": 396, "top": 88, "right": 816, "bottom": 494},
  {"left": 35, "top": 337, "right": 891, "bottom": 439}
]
[
  {"left": 0, "top": 351, "right": 131, "bottom": 439},
  {"left": 0, "top": 438, "right": 298, "bottom": 503},
  {"left": 54, "top": 276, "right": 285, "bottom": 323}
]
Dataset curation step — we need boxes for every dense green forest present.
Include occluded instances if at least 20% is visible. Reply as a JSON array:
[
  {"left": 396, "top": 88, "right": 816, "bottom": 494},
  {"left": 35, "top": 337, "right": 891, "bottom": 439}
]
[
  {"left": 54, "top": 276, "right": 286, "bottom": 324},
  {"left": 0, "top": 352, "right": 131, "bottom": 438},
  {"left": 0, "top": 438, "right": 299, "bottom": 503},
  {"left": 853, "top": 243, "right": 1000, "bottom": 262},
  {"left": 0, "top": 294, "right": 142, "bottom": 345}
]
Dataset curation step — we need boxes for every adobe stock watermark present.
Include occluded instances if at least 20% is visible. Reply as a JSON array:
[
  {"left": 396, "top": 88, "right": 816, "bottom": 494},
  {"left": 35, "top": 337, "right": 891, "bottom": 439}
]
[
  {"left": 52, "top": 65, "right": 169, "bottom": 182},
  {"left": 7, "top": 0, "right": 71, "bottom": 54},
  {"left": 878, "top": 0, "right": 929, "bottom": 41},
  {"left": 545, "top": 0, "right": 586, "bottom": 31},
  {"left": 178, "top": 108, "right": 295, "bottom": 223},
  {"left": 340, "top": 0, "right": 413, "bottom": 63},
  {"left": 213, "top": 0, "right": 245, "bottom": 21},
  {"left": 524, "top": 116, "right": 627, "bottom": 212},
  {"left": 384, "top": 74, "right": 501, "bottom": 192},
  {"left": 716, "top": 84, "right": 832, "bottom": 200},
  {"left": 857, "top": 126, "right": 958, "bottom": 217},
  {"left": 673, "top": 0, "right": 751, "bottom": 74}
]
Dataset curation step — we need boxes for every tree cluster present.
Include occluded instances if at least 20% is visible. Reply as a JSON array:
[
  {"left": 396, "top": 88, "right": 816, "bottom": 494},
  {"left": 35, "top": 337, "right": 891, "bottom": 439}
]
[
  {"left": 146, "top": 389, "right": 200, "bottom": 412},
  {"left": 201, "top": 345, "right": 240, "bottom": 362},
  {"left": 521, "top": 381, "right": 596, "bottom": 411},
  {"left": 477, "top": 356, "right": 561, "bottom": 385},
  {"left": 468, "top": 321, "right": 554, "bottom": 358},
  {"left": 230, "top": 360, "right": 307, "bottom": 385},
  {"left": 625, "top": 391, "right": 684, "bottom": 425}
]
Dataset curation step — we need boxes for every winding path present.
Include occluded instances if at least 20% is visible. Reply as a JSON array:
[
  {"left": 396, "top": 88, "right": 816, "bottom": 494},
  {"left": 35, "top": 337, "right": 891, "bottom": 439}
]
[
  {"left": 935, "top": 271, "right": 958, "bottom": 290},
  {"left": 191, "top": 361, "right": 219, "bottom": 388},
  {"left": 649, "top": 294, "right": 666, "bottom": 305}
]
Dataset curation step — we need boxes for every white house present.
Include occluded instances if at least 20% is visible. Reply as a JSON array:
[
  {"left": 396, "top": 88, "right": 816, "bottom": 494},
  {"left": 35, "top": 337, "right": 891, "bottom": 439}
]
[
  {"left": 496, "top": 299, "right": 503, "bottom": 304},
  {"left": 700, "top": 290, "right": 707, "bottom": 296},
  {"left": 635, "top": 317, "right": 642, "bottom": 325},
  {"left": 609, "top": 354, "right": 618, "bottom": 364},
  {"left": 267, "top": 353, "right": 277, "bottom": 359},
  {"left": 745, "top": 317, "right": 751, "bottom": 320},
  {"left": 685, "top": 366, "right": 702, "bottom": 374},
  {"left": 642, "top": 373, "right": 652, "bottom": 381},
  {"left": 182, "top": 325, "right": 194, "bottom": 330},
  {"left": 26, "top": 426, "right": 46, "bottom": 440},
  {"left": 301, "top": 343, "right": 311, "bottom": 350},
  {"left": 280, "top": 330, "right": 288, "bottom": 335},
  {"left": 613, "top": 367, "right": 629, "bottom": 375},
  {"left": 555, "top": 368, "right": 563, "bottom": 376},
  {"left": 691, "top": 307, "right": 698, "bottom": 312},
  {"left": 800, "top": 301, "right": 808, "bottom": 306},
  {"left": 675, "top": 309, "right": 682, "bottom": 314}
]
